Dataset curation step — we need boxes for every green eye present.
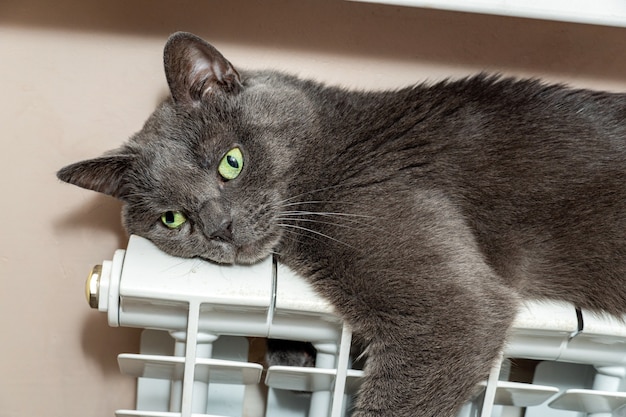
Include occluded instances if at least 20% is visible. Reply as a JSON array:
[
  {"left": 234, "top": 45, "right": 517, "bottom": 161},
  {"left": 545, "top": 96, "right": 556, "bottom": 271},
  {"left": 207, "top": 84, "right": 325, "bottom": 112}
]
[
  {"left": 218, "top": 147, "right": 244, "bottom": 180},
  {"left": 161, "top": 211, "right": 187, "bottom": 229}
]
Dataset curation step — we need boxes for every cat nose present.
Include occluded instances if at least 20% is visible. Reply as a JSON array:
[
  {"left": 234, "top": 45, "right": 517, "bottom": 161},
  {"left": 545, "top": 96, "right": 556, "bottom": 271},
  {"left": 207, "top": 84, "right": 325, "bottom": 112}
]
[{"left": 209, "top": 219, "right": 233, "bottom": 242}]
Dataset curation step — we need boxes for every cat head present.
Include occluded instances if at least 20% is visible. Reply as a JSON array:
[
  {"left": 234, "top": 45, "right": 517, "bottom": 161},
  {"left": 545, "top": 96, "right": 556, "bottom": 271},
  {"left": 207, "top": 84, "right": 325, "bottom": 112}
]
[{"left": 58, "top": 32, "right": 316, "bottom": 264}]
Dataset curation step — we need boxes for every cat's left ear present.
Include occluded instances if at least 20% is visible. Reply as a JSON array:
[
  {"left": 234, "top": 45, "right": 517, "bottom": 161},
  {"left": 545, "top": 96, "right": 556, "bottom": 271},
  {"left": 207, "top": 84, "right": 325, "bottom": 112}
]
[
  {"left": 57, "top": 154, "right": 133, "bottom": 199},
  {"left": 163, "top": 32, "right": 242, "bottom": 105}
]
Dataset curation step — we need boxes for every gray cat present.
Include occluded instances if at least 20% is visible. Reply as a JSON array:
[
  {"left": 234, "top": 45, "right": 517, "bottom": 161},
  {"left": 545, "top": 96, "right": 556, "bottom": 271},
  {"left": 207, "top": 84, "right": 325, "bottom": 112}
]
[{"left": 57, "top": 32, "right": 626, "bottom": 417}]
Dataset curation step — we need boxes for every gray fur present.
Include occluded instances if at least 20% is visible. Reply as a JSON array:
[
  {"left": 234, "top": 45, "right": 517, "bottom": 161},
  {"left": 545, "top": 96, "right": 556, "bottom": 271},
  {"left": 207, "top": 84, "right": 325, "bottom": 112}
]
[{"left": 58, "top": 32, "right": 626, "bottom": 417}]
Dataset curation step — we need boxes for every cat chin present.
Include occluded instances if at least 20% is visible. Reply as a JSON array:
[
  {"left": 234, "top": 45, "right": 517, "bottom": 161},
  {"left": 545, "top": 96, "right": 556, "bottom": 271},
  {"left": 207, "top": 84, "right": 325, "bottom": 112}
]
[
  {"left": 199, "top": 250, "right": 267, "bottom": 266},
  {"left": 198, "top": 242, "right": 238, "bottom": 264},
  {"left": 232, "top": 233, "right": 282, "bottom": 265},
  {"left": 233, "top": 244, "right": 272, "bottom": 265},
  {"left": 197, "top": 242, "right": 270, "bottom": 265}
]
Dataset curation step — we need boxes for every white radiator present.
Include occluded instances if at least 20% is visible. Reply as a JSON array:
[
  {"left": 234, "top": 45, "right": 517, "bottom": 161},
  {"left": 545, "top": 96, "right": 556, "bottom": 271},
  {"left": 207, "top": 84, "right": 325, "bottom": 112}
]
[{"left": 85, "top": 235, "right": 626, "bottom": 417}]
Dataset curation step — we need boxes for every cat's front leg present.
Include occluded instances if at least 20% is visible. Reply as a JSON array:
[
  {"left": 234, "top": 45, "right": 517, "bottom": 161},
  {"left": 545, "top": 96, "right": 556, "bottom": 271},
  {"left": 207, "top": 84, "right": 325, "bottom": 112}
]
[
  {"left": 346, "top": 267, "right": 518, "bottom": 417},
  {"left": 299, "top": 191, "right": 521, "bottom": 416}
]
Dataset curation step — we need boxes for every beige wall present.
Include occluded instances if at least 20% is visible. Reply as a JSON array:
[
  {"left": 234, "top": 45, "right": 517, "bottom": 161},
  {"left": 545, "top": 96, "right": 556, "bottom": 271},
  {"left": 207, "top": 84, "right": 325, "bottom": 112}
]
[{"left": 2, "top": 1, "right": 626, "bottom": 416}]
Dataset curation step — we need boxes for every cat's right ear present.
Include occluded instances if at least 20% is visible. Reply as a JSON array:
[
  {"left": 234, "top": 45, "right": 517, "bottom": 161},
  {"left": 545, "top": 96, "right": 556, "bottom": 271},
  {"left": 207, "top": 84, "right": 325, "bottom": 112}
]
[
  {"left": 57, "top": 155, "right": 133, "bottom": 199},
  {"left": 163, "top": 32, "right": 242, "bottom": 105}
]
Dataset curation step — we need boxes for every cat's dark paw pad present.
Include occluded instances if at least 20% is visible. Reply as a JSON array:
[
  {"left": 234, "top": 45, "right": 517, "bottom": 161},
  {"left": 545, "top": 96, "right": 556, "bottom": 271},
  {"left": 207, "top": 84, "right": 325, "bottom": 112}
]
[{"left": 265, "top": 339, "right": 317, "bottom": 368}]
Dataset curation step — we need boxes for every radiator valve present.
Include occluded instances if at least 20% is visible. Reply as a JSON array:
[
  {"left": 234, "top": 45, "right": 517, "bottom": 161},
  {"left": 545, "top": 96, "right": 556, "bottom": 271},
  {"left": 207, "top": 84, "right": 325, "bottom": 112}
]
[{"left": 86, "top": 264, "right": 102, "bottom": 309}]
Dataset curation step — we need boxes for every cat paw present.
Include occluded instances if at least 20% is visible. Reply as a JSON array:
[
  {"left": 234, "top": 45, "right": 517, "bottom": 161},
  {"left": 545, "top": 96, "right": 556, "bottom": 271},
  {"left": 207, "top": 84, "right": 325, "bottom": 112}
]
[{"left": 265, "top": 339, "right": 316, "bottom": 368}]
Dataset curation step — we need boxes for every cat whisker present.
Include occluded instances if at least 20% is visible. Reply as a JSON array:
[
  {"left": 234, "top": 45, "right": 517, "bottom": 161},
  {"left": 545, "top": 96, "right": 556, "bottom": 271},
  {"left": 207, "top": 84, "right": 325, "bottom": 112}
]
[
  {"left": 278, "top": 210, "right": 375, "bottom": 219},
  {"left": 277, "top": 223, "right": 356, "bottom": 249},
  {"left": 268, "top": 249, "right": 283, "bottom": 257},
  {"left": 276, "top": 217, "right": 375, "bottom": 236},
  {"left": 279, "top": 226, "right": 337, "bottom": 249},
  {"left": 277, "top": 210, "right": 389, "bottom": 237}
]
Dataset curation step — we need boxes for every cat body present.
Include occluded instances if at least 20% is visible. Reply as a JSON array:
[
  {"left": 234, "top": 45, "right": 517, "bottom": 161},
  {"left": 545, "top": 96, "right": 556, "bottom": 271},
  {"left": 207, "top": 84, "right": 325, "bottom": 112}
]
[{"left": 58, "top": 32, "right": 626, "bottom": 417}]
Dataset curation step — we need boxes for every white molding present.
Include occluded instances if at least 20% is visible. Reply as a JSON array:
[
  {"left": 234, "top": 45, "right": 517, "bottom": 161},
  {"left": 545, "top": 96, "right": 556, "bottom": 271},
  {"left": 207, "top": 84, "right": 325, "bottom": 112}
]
[{"left": 350, "top": 0, "right": 626, "bottom": 28}]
